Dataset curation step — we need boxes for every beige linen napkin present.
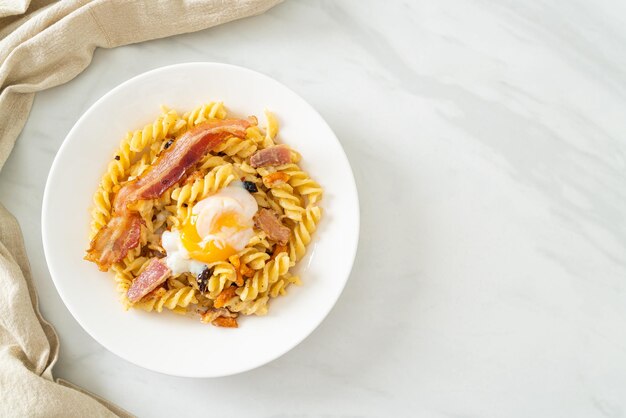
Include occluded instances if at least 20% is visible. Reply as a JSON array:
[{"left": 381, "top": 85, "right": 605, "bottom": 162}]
[{"left": 0, "top": 1, "right": 282, "bottom": 416}]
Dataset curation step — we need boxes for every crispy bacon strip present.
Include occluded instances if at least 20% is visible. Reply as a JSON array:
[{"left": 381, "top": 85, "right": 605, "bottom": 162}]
[
  {"left": 240, "top": 262, "right": 255, "bottom": 278},
  {"left": 214, "top": 286, "right": 237, "bottom": 308},
  {"left": 115, "top": 118, "right": 252, "bottom": 214},
  {"left": 86, "top": 118, "right": 252, "bottom": 271},
  {"left": 227, "top": 255, "right": 245, "bottom": 286},
  {"left": 271, "top": 244, "right": 288, "bottom": 261},
  {"left": 213, "top": 317, "right": 238, "bottom": 328},
  {"left": 262, "top": 171, "right": 290, "bottom": 188},
  {"left": 85, "top": 214, "right": 143, "bottom": 271},
  {"left": 127, "top": 258, "right": 171, "bottom": 303},
  {"left": 249, "top": 144, "right": 291, "bottom": 168},
  {"left": 201, "top": 307, "right": 238, "bottom": 328},
  {"left": 254, "top": 208, "right": 290, "bottom": 245}
]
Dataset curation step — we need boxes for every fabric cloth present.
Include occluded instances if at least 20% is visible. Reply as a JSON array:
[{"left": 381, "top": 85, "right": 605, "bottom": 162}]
[{"left": 0, "top": 1, "right": 281, "bottom": 416}]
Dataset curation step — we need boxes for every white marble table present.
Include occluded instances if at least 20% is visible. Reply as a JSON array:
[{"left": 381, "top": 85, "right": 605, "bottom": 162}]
[{"left": 1, "top": 1, "right": 625, "bottom": 416}]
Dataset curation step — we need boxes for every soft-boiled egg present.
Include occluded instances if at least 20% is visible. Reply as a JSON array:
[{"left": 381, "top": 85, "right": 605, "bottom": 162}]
[{"left": 162, "top": 183, "right": 258, "bottom": 275}]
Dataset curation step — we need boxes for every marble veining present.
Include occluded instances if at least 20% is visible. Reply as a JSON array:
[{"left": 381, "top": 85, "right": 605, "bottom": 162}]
[{"left": 0, "top": 1, "right": 625, "bottom": 416}]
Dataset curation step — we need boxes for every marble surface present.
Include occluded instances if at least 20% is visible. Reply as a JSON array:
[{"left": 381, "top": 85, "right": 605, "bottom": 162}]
[{"left": 1, "top": 0, "right": 625, "bottom": 416}]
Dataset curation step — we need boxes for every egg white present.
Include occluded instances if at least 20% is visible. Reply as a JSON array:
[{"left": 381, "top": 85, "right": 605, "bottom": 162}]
[{"left": 162, "top": 229, "right": 208, "bottom": 275}]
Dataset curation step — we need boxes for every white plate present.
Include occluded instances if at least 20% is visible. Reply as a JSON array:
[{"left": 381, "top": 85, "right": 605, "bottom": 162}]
[{"left": 42, "top": 63, "right": 359, "bottom": 377}]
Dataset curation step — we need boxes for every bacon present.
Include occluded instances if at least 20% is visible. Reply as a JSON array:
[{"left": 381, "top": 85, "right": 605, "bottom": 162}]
[
  {"left": 200, "top": 307, "right": 238, "bottom": 327},
  {"left": 85, "top": 214, "right": 143, "bottom": 271},
  {"left": 254, "top": 208, "right": 290, "bottom": 245},
  {"left": 127, "top": 258, "right": 171, "bottom": 303},
  {"left": 249, "top": 145, "right": 291, "bottom": 168},
  {"left": 271, "top": 244, "right": 288, "bottom": 261},
  {"left": 239, "top": 262, "right": 255, "bottom": 278},
  {"left": 114, "top": 118, "right": 251, "bottom": 214},
  {"left": 212, "top": 317, "right": 238, "bottom": 328},
  {"left": 262, "top": 172, "right": 290, "bottom": 188},
  {"left": 214, "top": 286, "right": 237, "bottom": 308},
  {"left": 227, "top": 255, "right": 245, "bottom": 286}
]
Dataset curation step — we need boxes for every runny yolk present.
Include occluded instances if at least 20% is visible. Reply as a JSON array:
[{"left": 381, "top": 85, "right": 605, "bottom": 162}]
[
  {"left": 179, "top": 212, "right": 243, "bottom": 263},
  {"left": 211, "top": 211, "right": 240, "bottom": 230}
]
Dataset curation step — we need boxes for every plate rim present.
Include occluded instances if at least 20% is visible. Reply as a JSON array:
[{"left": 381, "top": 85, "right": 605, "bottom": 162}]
[{"left": 41, "top": 62, "right": 360, "bottom": 377}]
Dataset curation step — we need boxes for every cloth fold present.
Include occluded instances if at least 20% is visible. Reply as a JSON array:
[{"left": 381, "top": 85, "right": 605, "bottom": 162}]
[{"left": 0, "top": 0, "right": 281, "bottom": 416}]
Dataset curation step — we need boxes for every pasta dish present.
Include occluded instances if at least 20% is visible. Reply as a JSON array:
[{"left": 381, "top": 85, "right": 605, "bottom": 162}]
[{"left": 84, "top": 102, "right": 323, "bottom": 328}]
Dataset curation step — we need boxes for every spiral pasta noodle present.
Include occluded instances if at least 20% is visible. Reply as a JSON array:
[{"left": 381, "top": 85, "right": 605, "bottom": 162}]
[
  {"left": 270, "top": 184, "right": 305, "bottom": 222},
  {"left": 213, "top": 136, "right": 258, "bottom": 158},
  {"left": 135, "top": 286, "right": 197, "bottom": 313},
  {"left": 269, "top": 274, "right": 302, "bottom": 298},
  {"left": 262, "top": 110, "right": 279, "bottom": 148},
  {"left": 277, "top": 163, "right": 323, "bottom": 205},
  {"left": 252, "top": 186, "right": 284, "bottom": 215},
  {"left": 289, "top": 205, "right": 322, "bottom": 263},
  {"left": 89, "top": 188, "right": 112, "bottom": 238},
  {"left": 110, "top": 264, "right": 133, "bottom": 309},
  {"left": 206, "top": 262, "right": 237, "bottom": 299},
  {"left": 129, "top": 109, "right": 183, "bottom": 153},
  {"left": 237, "top": 253, "right": 290, "bottom": 301},
  {"left": 183, "top": 101, "right": 226, "bottom": 128},
  {"left": 224, "top": 295, "right": 269, "bottom": 316},
  {"left": 170, "top": 164, "right": 236, "bottom": 209},
  {"left": 238, "top": 247, "right": 270, "bottom": 270}
]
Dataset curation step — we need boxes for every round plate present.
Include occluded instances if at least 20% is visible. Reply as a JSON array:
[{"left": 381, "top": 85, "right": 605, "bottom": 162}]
[{"left": 42, "top": 63, "right": 359, "bottom": 377}]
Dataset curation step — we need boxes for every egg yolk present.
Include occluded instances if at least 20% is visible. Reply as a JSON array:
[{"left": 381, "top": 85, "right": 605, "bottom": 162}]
[{"left": 179, "top": 211, "right": 243, "bottom": 263}]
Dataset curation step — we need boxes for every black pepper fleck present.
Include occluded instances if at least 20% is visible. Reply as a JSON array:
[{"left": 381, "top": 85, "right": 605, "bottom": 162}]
[
  {"left": 114, "top": 155, "right": 120, "bottom": 161},
  {"left": 197, "top": 267, "right": 213, "bottom": 293},
  {"left": 163, "top": 139, "right": 174, "bottom": 149},
  {"left": 242, "top": 181, "right": 258, "bottom": 193},
  {"left": 182, "top": 203, "right": 188, "bottom": 207}
]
